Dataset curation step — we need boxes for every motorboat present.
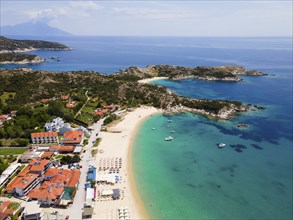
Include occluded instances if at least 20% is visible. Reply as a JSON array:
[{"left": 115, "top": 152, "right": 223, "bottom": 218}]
[
  {"left": 217, "top": 143, "right": 226, "bottom": 148},
  {"left": 165, "top": 136, "right": 173, "bottom": 141}
]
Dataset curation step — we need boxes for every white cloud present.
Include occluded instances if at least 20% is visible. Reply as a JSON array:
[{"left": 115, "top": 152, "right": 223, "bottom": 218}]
[
  {"left": 28, "top": 1, "right": 103, "bottom": 23},
  {"left": 69, "top": 1, "right": 103, "bottom": 11},
  {"left": 112, "top": 7, "right": 206, "bottom": 20}
]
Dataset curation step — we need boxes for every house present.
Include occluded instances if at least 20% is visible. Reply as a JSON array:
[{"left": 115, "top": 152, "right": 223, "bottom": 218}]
[
  {"left": 31, "top": 132, "right": 58, "bottom": 144},
  {"left": 60, "top": 95, "right": 69, "bottom": 100},
  {"left": 62, "top": 131, "right": 84, "bottom": 146},
  {"left": 48, "top": 145, "right": 60, "bottom": 152},
  {"left": 66, "top": 101, "right": 76, "bottom": 109},
  {"left": 40, "top": 98, "right": 52, "bottom": 103},
  {"left": 40, "top": 152, "right": 54, "bottom": 160},
  {"left": 95, "top": 109, "right": 107, "bottom": 116},
  {"left": 44, "top": 117, "right": 64, "bottom": 132},
  {"left": 27, "top": 168, "right": 80, "bottom": 206},
  {"left": 10, "top": 110, "right": 17, "bottom": 117},
  {"left": 0, "top": 201, "right": 21, "bottom": 219},
  {"left": 5, "top": 172, "right": 39, "bottom": 197},
  {"left": 5, "top": 160, "right": 50, "bottom": 196},
  {"left": 0, "top": 115, "right": 10, "bottom": 122},
  {"left": 103, "top": 105, "right": 114, "bottom": 109},
  {"left": 28, "top": 160, "right": 51, "bottom": 175},
  {"left": 58, "top": 145, "right": 75, "bottom": 154}
]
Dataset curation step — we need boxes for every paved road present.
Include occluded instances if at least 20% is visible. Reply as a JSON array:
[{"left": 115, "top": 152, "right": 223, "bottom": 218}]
[{"left": 67, "top": 119, "right": 104, "bottom": 220}]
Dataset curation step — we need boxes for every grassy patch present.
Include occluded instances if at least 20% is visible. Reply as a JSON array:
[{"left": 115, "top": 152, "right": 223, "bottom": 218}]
[
  {"left": 0, "top": 147, "right": 27, "bottom": 155},
  {"left": 91, "top": 149, "right": 98, "bottom": 157},
  {"left": 0, "top": 92, "right": 16, "bottom": 105},
  {"left": 81, "top": 106, "right": 95, "bottom": 114},
  {"left": 76, "top": 114, "right": 94, "bottom": 125},
  {"left": 93, "top": 138, "right": 101, "bottom": 148}
]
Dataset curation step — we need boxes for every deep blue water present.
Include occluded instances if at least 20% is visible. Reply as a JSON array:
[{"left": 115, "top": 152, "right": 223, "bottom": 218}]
[
  {"left": 1, "top": 36, "right": 292, "bottom": 73},
  {"left": 1, "top": 36, "right": 292, "bottom": 219}
]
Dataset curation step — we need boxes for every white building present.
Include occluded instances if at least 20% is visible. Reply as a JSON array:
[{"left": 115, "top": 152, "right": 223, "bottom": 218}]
[
  {"left": 31, "top": 132, "right": 58, "bottom": 144},
  {"left": 0, "top": 163, "right": 21, "bottom": 187}
]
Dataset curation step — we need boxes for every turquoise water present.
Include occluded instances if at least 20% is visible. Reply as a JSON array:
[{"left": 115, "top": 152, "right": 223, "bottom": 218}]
[
  {"left": 133, "top": 112, "right": 292, "bottom": 219},
  {"left": 131, "top": 39, "right": 292, "bottom": 219},
  {"left": 1, "top": 36, "right": 292, "bottom": 219}
]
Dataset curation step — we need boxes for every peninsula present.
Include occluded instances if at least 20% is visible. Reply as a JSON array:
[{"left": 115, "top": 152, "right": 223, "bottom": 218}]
[
  {"left": 118, "top": 65, "right": 266, "bottom": 82},
  {"left": 0, "top": 36, "right": 70, "bottom": 64},
  {"left": 0, "top": 53, "right": 45, "bottom": 64},
  {"left": 0, "top": 36, "right": 70, "bottom": 53},
  {"left": 0, "top": 67, "right": 263, "bottom": 120}
]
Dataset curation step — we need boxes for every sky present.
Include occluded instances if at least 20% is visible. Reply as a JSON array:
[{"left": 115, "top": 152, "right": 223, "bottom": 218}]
[{"left": 1, "top": 0, "right": 292, "bottom": 36}]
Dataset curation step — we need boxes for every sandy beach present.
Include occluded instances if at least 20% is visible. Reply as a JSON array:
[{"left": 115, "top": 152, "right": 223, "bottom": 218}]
[
  {"left": 93, "top": 106, "right": 161, "bottom": 219},
  {"left": 138, "top": 77, "right": 168, "bottom": 84}
]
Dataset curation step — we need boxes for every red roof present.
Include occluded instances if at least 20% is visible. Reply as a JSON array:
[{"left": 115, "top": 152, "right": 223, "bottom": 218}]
[
  {"left": 66, "top": 103, "right": 75, "bottom": 109},
  {"left": 28, "top": 168, "right": 80, "bottom": 200},
  {"left": 104, "top": 105, "right": 114, "bottom": 109},
  {"left": 95, "top": 109, "right": 107, "bottom": 115},
  {"left": 0, "top": 201, "right": 15, "bottom": 215},
  {"left": 49, "top": 145, "right": 61, "bottom": 151},
  {"left": 58, "top": 145, "right": 75, "bottom": 152},
  {"left": 0, "top": 115, "right": 8, "bottom": 120},
  {"left": 63, "top": 131, "right": 84, "bottom": 144},
  {"left": 61, "top": 95, "right": 69, "bottom": 100},
  {"left": 29, "top": 159, "right": 50, "bottom": 172},
  {"left": 41, "top": 152, "right": 54, "bottom": 159},
  {"left": 40, "top": 98, "right": 52, "bottom": 103},
  {"left": 31, "top": 132, "right": 58, "bottom": 138},
  {"left": 6, "top": 173, "right": 38, "bottom": 191}
]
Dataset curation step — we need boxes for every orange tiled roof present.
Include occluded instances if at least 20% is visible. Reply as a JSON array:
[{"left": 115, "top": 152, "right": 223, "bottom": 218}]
[
  {"left": 58, "top": 145, "right": 75, "bottom": 152},
  {"left": 27, "top": 168, "right": 80, "bottom": 200},
  {"left": 95, "top": 109, "right": 107, "bottom": 115},
  {"left": 31, "top": 132, "right": 58, "bottom": 138},
  {"left": 0, "top": 201, "right": 14, "bottom": 215},
  {"left": 61, "top": 95, "right": 69, "bottom": 100},
  {"left": 0, "top": 115, "right": 8, "bottom": 120},
  {"left": 28, "top": 184, "right": 63, "bottom": 200},
  {"left": 41, "top": 152, "right": 54, "bottom": 159},
  {"left": 104, "top": 105, "right": 114, "bottom": 109},
  {"left": 40, "top": 98, "right": 52, "bottom": 103},
  {"left": 63, "top": 131, "right": 83, "bottom": 144},
  {"left": 67, "top": 170, "right": 80, "bottom": 187},
  {"left": 29, "top": 159, "right": 50, "bottom": 172},
  {"left": 49, "top": 145, "right": 61, "bottom": 151},
  {"left": 6, "top": 173, "right": 38, "bottom": 191}
]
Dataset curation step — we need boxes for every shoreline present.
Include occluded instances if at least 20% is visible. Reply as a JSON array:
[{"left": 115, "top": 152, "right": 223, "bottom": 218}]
[
  {"left": 93, "top": 106, "right": 161, "bottom": 219},
  {"left": 138, "top": 77, "right": 168, "bottom": 84}
]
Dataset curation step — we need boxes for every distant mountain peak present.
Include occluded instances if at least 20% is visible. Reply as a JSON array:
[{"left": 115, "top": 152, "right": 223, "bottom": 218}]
[{"left": 1, "top": 22, "right": 72, "bottom": 36}]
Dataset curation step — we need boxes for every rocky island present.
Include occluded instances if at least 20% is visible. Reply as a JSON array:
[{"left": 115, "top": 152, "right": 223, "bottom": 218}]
[{"left": 118, "top": 65, "right": 266, "bottom": 82}]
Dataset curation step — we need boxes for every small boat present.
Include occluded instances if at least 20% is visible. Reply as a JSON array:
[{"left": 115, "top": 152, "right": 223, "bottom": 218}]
[
  {"left": 168, "top": 119, "right": 172, "bottom": 122},
  {"left": 171, "top": 130, "right": 175, "bottom": 133},
  {"left": 165, "top": 136, "right": 173, "bottom": 141},
  {"left": 217, "top": 143, "right": 226, "bottom": 148},
  {"left": 152, "top": 128, "right": 156, "bottom": 130}
]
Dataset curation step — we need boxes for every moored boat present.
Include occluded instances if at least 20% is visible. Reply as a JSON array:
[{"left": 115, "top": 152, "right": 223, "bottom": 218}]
[{"left": 165, "top": 136, "right": 173, "bottom": 141}]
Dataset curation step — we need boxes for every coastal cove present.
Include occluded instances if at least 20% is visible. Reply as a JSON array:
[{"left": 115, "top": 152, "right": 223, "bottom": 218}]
[
  {"left": 0, "top": 36, "right": 292, "bottom": 219},
  {"left": 132, "top": 69, "right": 292, "bottom": 219}
]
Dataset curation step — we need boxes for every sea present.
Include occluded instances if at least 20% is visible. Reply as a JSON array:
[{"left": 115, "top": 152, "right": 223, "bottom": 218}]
[{"left": 1, "top": 36, "right": 292, "bottom": 219}]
